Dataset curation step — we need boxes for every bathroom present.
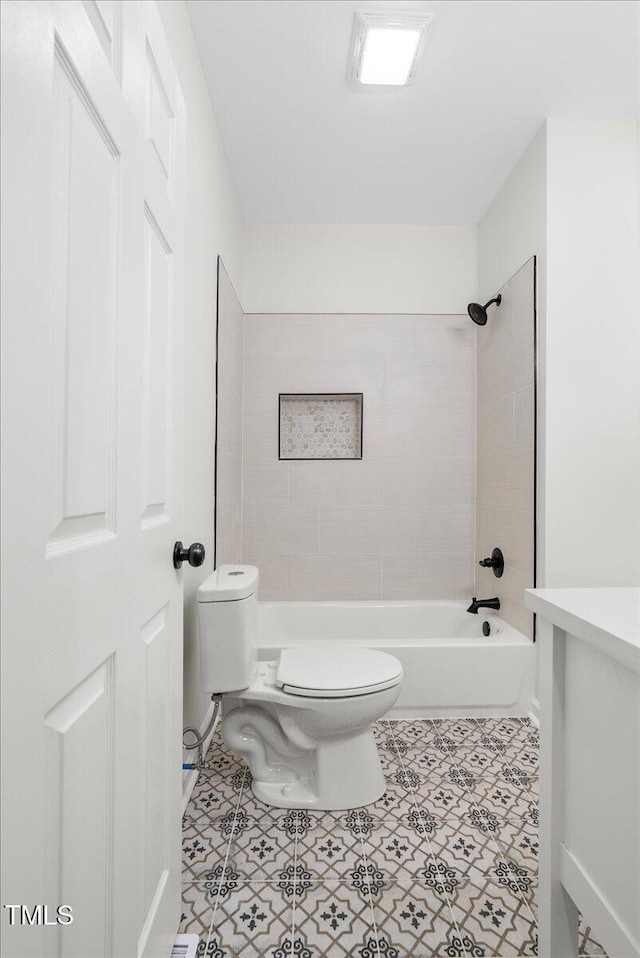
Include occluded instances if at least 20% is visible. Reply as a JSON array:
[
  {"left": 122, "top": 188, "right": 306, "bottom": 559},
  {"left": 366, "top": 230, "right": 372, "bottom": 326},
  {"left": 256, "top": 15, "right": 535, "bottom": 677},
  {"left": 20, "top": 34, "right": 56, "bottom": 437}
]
[{"left": 1, "top": 1, "right": 638, "bottom": 957}]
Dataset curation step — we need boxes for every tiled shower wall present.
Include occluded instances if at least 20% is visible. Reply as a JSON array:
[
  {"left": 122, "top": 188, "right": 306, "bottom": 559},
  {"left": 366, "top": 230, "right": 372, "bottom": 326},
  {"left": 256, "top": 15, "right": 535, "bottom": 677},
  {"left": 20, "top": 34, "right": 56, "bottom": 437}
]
[
  {"left": 241, "top": 314, "right": 476, "bottom": 600},
  {"left": 215, "top": 262, "right": 243, "bottom": 565},
  {"left": 475, "top": 258, "right": 535, "bottom": 638}
]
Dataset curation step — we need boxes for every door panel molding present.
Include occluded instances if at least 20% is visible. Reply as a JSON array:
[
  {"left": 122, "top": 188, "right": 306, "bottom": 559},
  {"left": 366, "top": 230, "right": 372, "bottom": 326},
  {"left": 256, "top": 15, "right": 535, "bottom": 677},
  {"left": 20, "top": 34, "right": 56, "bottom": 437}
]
[
  {"left": 45, "top": 657, "right": 115, "bottom": 958},
  {"left": 47, "top": 42, "right": 121, "bottom": 557}
]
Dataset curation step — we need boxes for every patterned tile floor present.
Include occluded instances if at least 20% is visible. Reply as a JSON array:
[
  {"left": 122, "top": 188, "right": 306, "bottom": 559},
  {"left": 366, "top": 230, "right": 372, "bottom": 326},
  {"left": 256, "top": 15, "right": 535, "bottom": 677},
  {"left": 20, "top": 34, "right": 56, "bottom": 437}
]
[{"left": 181, "top": 717, "right": 607, "bottom": 958}]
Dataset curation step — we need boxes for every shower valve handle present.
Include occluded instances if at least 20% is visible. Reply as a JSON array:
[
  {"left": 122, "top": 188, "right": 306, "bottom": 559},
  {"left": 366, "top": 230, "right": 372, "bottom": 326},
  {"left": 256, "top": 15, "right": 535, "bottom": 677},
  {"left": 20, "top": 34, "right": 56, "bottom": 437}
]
[
  {"left": 478, "top": 547, "right": 504, "bottom": 578},
  {"left": 173, "top": 541, "right": 205, "bottom": 570}
]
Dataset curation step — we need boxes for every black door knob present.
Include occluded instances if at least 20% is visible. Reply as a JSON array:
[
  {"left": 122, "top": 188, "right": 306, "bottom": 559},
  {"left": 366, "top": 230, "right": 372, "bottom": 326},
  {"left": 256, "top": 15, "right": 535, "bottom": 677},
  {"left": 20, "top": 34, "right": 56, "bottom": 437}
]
[{"left": 173, "top": 541, "right": 205, "bottom": 570}]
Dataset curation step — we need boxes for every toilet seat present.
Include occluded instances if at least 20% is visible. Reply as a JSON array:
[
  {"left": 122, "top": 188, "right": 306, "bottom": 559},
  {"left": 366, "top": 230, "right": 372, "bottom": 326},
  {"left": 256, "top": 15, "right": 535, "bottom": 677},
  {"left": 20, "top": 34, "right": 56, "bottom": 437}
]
[{"left": 275, "top": 646, "right": 403, "bottom": 698}]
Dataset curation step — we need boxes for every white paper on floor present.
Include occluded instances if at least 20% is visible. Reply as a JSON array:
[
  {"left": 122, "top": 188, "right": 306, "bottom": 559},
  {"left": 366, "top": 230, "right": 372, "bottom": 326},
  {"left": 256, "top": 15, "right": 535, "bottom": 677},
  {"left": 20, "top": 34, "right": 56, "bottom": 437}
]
[{"left": 171, "top": 933, "right": 199, "bottom": 958}]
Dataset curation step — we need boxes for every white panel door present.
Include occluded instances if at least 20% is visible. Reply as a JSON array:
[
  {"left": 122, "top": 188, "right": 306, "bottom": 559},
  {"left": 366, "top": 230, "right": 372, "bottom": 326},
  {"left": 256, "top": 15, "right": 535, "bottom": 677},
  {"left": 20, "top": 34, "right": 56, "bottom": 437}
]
[{"left": 1, "top": 3, "right": 186, "bottom": 957}]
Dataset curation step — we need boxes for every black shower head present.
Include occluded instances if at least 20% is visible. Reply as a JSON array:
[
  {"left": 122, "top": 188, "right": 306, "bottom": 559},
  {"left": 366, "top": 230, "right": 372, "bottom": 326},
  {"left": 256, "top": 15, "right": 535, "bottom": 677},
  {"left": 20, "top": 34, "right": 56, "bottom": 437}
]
[{"left": 467, "top": 294, "right": 502, "bottom": 326}]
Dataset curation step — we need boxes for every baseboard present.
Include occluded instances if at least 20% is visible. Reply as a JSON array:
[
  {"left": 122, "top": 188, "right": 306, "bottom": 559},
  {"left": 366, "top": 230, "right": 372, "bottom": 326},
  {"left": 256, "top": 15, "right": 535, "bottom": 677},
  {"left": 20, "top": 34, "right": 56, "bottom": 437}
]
[
  {"left": 181, "top": 700, "right": 220, "bottom": 816},
  {"left": 529, "top": 697, "right": 540, "bottom": 727}
]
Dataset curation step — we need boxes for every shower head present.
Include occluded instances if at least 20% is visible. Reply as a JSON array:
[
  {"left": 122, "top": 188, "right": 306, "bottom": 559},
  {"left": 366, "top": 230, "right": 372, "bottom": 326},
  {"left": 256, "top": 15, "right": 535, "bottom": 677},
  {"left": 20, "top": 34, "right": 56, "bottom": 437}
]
[{"left": 467, "top": 294, "right": 502, "bottom": 326}]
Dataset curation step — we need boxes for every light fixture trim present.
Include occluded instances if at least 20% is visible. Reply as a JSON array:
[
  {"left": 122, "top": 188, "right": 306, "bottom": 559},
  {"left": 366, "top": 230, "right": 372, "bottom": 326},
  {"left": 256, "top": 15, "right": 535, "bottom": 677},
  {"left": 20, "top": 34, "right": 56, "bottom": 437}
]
[{"left": 348, "top": 10, "right": 435, "bottom": 87}]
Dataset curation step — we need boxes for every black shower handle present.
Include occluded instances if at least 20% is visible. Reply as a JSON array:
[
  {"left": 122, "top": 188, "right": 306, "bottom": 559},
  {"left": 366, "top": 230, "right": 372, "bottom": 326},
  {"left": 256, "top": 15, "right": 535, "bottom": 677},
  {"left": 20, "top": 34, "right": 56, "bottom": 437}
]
[{"left": 478, "top": 547, "right": 504, "bottom": 578}]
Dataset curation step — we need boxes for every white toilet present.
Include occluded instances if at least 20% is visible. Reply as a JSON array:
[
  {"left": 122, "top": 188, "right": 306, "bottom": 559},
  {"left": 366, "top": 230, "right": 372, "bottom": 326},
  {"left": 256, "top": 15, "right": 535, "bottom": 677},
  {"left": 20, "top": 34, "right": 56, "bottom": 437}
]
[{"left": 197, "top": 564, "right": 403, "bottom": 810}]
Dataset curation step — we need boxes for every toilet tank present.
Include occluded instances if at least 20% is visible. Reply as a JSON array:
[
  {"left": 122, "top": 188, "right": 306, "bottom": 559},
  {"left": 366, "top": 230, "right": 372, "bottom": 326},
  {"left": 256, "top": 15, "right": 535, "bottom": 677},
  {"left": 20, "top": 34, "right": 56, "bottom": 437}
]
[{"left": 197, "top": 565, "right": 259, "bottom": 693}]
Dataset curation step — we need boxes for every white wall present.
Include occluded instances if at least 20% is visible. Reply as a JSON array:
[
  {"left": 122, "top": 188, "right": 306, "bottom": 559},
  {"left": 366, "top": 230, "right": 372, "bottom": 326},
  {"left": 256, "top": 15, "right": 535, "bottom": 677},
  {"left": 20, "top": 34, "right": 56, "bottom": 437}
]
[
  {"left": 544, "top": 118, "right": 640, "bottom": 587},
  {"left": 157, "top": 1, "right": 243, "bottom": 731},
  {"left": 216, "top": 262, "right": 244, "bottom": 567},
  {"left": 478, "top": 124, "right": 547, "bottom": 586},
  {"left": 242, "top": 224, "right": 477, "bottom": 314},
  {"left": 478, "top": 118, "right": 640, "bottom": 710},
  {"left": 478, "top": 126, "right": 547, "bottom": 307},
  {"left": 481, "top": 118, "right": 640, "bottom": 589}
]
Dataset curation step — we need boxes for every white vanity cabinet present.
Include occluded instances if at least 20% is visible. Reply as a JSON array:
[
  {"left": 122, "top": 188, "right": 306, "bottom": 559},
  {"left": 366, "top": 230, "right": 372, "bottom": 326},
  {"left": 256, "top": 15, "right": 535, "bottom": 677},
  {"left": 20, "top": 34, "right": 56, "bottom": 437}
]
[{"left": 525, "top": 587, "right": 640, "bottom": 958}]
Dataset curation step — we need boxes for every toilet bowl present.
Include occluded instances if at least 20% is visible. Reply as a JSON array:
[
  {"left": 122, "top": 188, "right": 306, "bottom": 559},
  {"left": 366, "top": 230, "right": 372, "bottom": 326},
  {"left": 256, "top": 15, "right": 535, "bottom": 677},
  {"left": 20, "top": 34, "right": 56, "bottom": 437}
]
[
  {"left": 223, "top": 649, "right": 402, "bottom": 809},
  {"left": 197, "top": 565, "right": 403, "bottom": 810}
]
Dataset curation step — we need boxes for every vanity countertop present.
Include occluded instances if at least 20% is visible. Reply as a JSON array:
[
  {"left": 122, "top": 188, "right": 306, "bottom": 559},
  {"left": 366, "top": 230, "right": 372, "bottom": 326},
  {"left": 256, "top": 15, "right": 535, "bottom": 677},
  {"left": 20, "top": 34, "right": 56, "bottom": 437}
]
[{"left": 525, "top": 587, "right": 640, "bottom": 673}]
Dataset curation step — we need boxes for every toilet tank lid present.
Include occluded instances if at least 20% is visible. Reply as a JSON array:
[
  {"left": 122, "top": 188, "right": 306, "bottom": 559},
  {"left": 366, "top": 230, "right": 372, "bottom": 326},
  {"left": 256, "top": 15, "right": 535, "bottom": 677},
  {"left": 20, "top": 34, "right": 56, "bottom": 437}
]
[{"left": 197, "top": 565, "right": 259, "bottom": 602}]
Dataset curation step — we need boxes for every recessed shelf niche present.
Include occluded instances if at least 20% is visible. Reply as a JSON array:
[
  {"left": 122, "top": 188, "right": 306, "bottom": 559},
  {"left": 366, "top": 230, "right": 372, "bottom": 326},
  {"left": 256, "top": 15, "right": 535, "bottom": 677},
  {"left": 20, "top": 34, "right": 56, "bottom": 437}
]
[{"left": 279, "top": 393, "right": 363, "bottom": 460}]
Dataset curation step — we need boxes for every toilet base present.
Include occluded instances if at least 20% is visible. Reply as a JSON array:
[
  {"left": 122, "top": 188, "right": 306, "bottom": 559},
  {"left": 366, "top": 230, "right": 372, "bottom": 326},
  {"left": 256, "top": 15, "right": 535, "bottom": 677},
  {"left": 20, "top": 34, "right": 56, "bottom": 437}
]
[
  {"left": 250, "top": 726, "right": 387, "bottom": 810},
  {"left": 222, "top": 703, "right": 388, "bottom": 810},
  {"left": 221, "top": 665, "right": 401, "bottom": 811}
]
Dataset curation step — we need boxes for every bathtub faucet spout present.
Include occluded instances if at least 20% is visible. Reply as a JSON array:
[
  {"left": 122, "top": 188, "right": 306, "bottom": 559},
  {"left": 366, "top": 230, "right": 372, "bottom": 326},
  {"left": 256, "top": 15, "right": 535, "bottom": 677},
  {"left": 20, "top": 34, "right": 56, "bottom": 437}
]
[{"left": 467, "top": 596, "right": 500, "bottom": 614}]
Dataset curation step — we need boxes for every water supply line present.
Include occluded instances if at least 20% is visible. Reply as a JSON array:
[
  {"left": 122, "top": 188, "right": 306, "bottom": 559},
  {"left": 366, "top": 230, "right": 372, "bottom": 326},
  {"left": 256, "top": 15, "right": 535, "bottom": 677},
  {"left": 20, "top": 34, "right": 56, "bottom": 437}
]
[{"left": 182, "top": 694, "right": 222, "bottom": 771}]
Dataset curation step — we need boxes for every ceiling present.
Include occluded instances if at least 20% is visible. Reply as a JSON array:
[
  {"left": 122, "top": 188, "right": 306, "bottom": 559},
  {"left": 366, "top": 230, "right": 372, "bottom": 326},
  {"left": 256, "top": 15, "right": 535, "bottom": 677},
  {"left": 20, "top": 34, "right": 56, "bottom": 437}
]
[{"left": 186, "top": 0, "right": 639, "bottom": 225}]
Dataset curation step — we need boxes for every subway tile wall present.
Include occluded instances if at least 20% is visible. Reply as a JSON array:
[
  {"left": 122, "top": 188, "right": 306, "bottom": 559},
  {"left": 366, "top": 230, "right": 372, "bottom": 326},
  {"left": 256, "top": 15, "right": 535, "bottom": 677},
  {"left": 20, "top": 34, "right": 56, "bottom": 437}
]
[
  {"left": 241, "top": 314, "right": 477, "bottom": 600},
  {"left": 475, "top": 258, "right": 536, "bottom": 638},
  {"left": 215, "top": 262, "right": 244, "bottom": 565}
]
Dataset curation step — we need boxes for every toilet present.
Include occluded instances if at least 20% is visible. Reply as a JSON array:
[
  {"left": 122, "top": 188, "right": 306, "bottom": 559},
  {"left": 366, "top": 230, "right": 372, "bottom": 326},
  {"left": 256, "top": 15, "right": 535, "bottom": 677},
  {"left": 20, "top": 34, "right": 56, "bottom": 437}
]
[{"left": 197, "top": 564, "right": 403, "bottom": 810}]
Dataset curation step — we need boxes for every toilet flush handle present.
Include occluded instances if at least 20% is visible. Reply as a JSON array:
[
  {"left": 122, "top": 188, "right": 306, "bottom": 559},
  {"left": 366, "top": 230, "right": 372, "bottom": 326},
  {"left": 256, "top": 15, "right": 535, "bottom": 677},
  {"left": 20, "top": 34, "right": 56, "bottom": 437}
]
[{"left": 173, "top": 541, "right": 206, "bottom": 569}]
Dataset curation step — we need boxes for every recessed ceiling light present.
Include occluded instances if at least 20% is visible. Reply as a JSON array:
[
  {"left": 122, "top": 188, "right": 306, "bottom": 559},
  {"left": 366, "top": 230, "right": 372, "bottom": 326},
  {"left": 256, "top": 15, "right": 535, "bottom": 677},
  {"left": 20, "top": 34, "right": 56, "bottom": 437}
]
[{"left": 348, "top": 11, "right": 434, "bottom": 87}]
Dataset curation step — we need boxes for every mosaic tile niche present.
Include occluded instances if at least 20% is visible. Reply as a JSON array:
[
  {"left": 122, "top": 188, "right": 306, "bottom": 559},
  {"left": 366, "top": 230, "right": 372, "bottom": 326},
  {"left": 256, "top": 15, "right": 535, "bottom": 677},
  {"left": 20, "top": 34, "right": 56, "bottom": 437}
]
[{"left": 279, "top": 393, "right": 363, "bottom": 460}]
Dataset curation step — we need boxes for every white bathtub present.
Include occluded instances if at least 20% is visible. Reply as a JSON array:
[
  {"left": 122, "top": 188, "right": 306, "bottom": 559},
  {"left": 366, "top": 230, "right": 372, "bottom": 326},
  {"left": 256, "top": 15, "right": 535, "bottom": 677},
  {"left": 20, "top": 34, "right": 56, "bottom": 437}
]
[{"left": 256, "top": 600, "right": 535, "bottom": 718}]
